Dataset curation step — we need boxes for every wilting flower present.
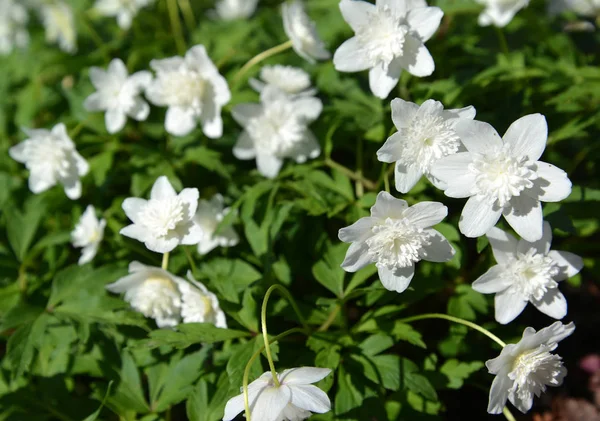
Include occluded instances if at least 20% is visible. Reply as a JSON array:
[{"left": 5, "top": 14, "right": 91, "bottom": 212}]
[
  {"left": 213, "top": 0, "right": 258, "bottom": 20},
  {"left": 486, "top": 321, "right": 575, "bottom": 414},
  {"left": 71, "top": 205, "right": 106, "bottom": 265},
  {"left": 476, "top": 0, "right": 529, "bottom": 27},
  {"left": 94, "top": 0, "right": 154, "bottom": 30},
  {"left": 232, "top": 85, "right": 322, "bottom": 178},
  {"left": 333, "top": 0, "right": 443, "bottom": 99},
  {"left": 39, "top": 1, "right": 77, "bottom": 53},
  {"left": 0, "top": 0, "right": 29, "bottom": 55},
  {"left": 430, "top": 114, "right": 572, "bottom": 242},
  {"left": 223, "top": 367, "right": 332, "bottom": 421},
  {"left": 120, "top": 176, "right": 202, "bottom": 253},
  {"left": 377, "top": 98, "right": 476, "bottom": 193},
  {"left": 249, "top": 65, "right": 317, "bottom": 97},
  {"left": 179, "top": 271, "right": 227, "bottom": 327},
  {"left": 194, "top": 194, "right": 239, "bottom": 255},
  {"left": 9, "top": 123, "right": 89, "bottom": 199},
  {"left": 84, "top": 58, "right": 152, "bottom": 134},
  {"left": 339, "top": 191, "right": 454, "bottom": 293},
  {"left": 282, "top": 0, "right": 331, "bottom": 63},
  {"left": 146, "top": 44, "right": 231, "bottom": 138}
]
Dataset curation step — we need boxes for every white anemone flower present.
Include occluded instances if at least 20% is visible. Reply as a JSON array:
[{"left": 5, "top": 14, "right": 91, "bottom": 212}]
[
  {"left": 473, "top": 222, "right": 583, "bottom": 324},
  {"left": 194, "top": 194, "right": 239, "bottom": 255},
  {"left": 9, "top": 123, "right": 89, "bottom": 200},
  {"left": 282, "top": 0, "right": 331, "bottom": 63},
  {"left": 249, "top": 65, "right": 317, "bottom": 97},
  {"left": 179, "top": 271, "right": 227, "bottom": 327},
  {"left": 486, "top": 321, "right": 575, "bottom": 414},
  {"left": 146, "top": 44, "right": 231, "bottom": 138},
  {"left": 476, "top": 0, "right": 529, "bottom": 27},
  {"left": 223, "top": 367, "right": 332, "bottom": 421},
  {"left": 84, "top": 58, "right": 152, "bottom": 134},
  {"left": 213, "top": 0, "right": 258, "bottom": 20},
  {"left": 232, "top": 85, "right": 322, "bottom": 178},
  {"left": 39, "top": 1, "right": 77, "bottom": 53},
  {"left": 0, "top": 0, "right": 29, "bottom": 55},
  {"left": 94, "top": 0, "right": 154, "bottom": 30},
  {"left": 430, "top": 114, "right": 572, "bottom": 242},
  {"left": 71, "top": 205, "right": 106, "bottom": 265},
  {"left": 377, "top": 98, "right": 476, "bottom": 193},
  {"left": 120, "top": 176, "right": 202, "bottom": 253},
  {"left": 333, "top": 0, "right": 443, "bottom": 99},
  {"left": 338, "top": 191, "right": 455, "bottom": 293}
]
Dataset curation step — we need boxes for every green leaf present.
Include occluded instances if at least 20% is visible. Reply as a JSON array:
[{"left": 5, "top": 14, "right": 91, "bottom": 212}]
[
  {"left": 5, "top": 313, "right": 48, "bottom": 377},
  {"left": 226, "top": 339, "right": 263, "bottom": 390},
  {"left": 392, "top": 322, "right": 427, "bottom": 349},
  {"left": 312, "top": 242, "right": 347, "bottom": 297},
  {"left": 440, "top": 359, "right": 484, "bottom": 389},
  {"left": 108, "top": 351, "right": 149, "bottom": 414},
  {"left": 359, "top": 333, "right": 394, "bottom": 356},
  {"left": 143, "top": 323, "right": 251, "bottom": 349},
  {"left": 199, "top": 258, "right": 262, "bottom": 303},
  {"left": 82, "top": 382, "right": 113, "bottom": 421},
  {"left": 335, "top": 364, "right": 364, "bottom": 415},
  {"left": 447, "top": 284, "right": 488, "bottom": 321},
  {"left": 400, "top": 358, "right": 438, "bottom": 401},
  {"left": 5, "top": 195, "right": 47, "bottom": 262}
]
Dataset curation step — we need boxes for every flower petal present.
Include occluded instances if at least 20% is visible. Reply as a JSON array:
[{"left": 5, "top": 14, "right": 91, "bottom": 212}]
[
  {"left": 504, "top": 114, "right": 547, "bottom": 162},
  {"left": 289, "top": 130, "right": 321, "bottom": 163},
  {"left": 232, "top": 103, "right": 263, "bottom": 127},
  {"left": 289, "top": 384, "right": 331, "bottom": 413},
  {"left": 406, "top": 7, "right": 443, "bottom": 42},
  {"left": 293, "top": 96, "right": 323, "bottom": 123},
  {"left": 495, "top": 291, "right": 528, "bottom": 324},
  {"left": 454, "top": 119, "right": 503, "bottom": 154},
  {"left": 145, "top": 235, "right": 179, "bottom": 254},
  {"left": 222, "top": 383, "right": 266, "bottom": 421},
  {"left": 486, "top": 226, "right": 518, "bottom": 265},
  {"left": 430, "top": 153, "right": 475, "bottom": 198},
  {"left": 339, "top": 0, "right": 375, "bottom": 31},
  {"left": 390, "top": 98, "right": 420, "bottom": 129},
  {"left": 199, "top": 98, "right": 224, "bottom": 139},
  {"left": 532, "top": 289, "right": 567, "bottom": 320},
  {"left": 338, "top": 217, "right": 377, "bottom": 243},
  {"left": 377, "top": 132, "right": 403, "bottom": 163},
  {"left": 340, "top": 241, "right": 372, "bottom": 272},
  {"left": 151, "top": 176, "right": 177, "bottom": 200},
  {"left": 524, "top": 321, "right": 575, "bottom": 349},
  {"left": 486, "top": 373, "right": 512, "bottom": 414},
  {"left": 233, "top": 132, "right": 256, "bottom": 160},
  {"left": 397, "top": 35, "right": 434, "bottom": 77},
  {"left": 256, "top": 154, "right": 283, "bottom": 179},
  {"left": 378, "top": 264, "right": 415, "bottom": 293},
  {"left": 371, "top": 191, "right": 408, "bottom": 219},
  {"left": 472, "top": 265, "right": 512, "bottom": 293},
  {"left": 165, "top": 106, "right": 197, "bottom": 136},
  {"left": 459, "top": 196, "right": 502, "bottom": 238},
  {"left": 105, "top": 108, "right": 127, "bottom": 134},
  {"left": 531, "top": 161, "right": 572, "bottom": 202},
  {"left": 548, "top": 250, "right": 584, "bottom": 281},
  {"left": 419, "top": 229, "right": 455, "bottom": 262},
  {"left": 333, "top": 37, "right": 372, "bottom": 72},
  {"left": 516, "top": 220, "right": 552, "bottom": 256},
  {"left": 394, "top": 162, "right": 423, "bottom": 194},
  {"left": 120, "top": 224, "right": 147, "bottom": 243},
  {"left": 127, "top": 98, "right": 151, "bottom": 121},
  {"left": 369, "top": 60, "right": 402, "bottom": 99},
  {"left": 503, "top": 195, "right": 543, "bottom": 242},
  {"left": 280, "top": 367, "right": 332, "bottom": 385},
  {"left": 402, "top": 201, "right": 448, "bottom": 228},
  {"left": 444, "top": 105, "right": 476, "bottom": 121},
  {"left": 122, "top": 198, "right": 147, "bottom": 224},
  {"left": 251, "top": 385, "right": 291, "bottom": 421}
]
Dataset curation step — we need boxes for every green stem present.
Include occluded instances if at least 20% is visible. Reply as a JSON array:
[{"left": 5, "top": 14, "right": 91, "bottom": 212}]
[
  {"left": 495, "top": 27, "right": 509, "bottom": 56},
  {"left": 503, "top": 406, "right": 517, "bottom": 421},
  {"left": 177, "top": 0, "right": 196, "bottom": 31},
  {"left": 261, "top": 288, "right": 281, "bottom": 387},
  {"left": 183, "top": 247, "right": 197, "bottom": 275},
  {"left": 317, "top": 304, "right": 341, "bottom": 332},
  {"left": 167, "top": 0, "right": 186, "bottom": 54},
  {"left": 356, "top": 137, "right": 364, "bottom": 198},
  {"left": 162, "top": 252, "right": 170, "bottom": 270},
  {"left": 324, "top": 159, "right": 377, "bottom": 191},
  {"left": 232, "top": 40, "right": 293, "bottom": 85}
]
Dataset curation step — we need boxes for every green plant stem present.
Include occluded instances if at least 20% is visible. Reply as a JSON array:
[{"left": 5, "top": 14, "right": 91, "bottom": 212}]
[
  {"left": 162, "top": 252, "right": 170, "bottom": 270},
  {"left": 167, "top": 0, "right": 186, "bottom": 54},
  {"left": 355, "top": 137, "right": 364, "bottom": 198},
  {"left": 183, "top": 247, "right": 197, "bottom": 275},
  {"left": 317, "top": 304, "right": 341, "bottom": 332},
  {"left": 503, "top": 406, "right": 517, "bottom": 421},
  {"left": 261, "top": 287, "right": 282, "bottom": 387},
  {"left": 177, "top": 0, "right": 196, "bottom": 31},
  {"left": 495, "top": 27, "right": 509, "bottom": 56},
  {"left": 232, "top": 40, "right": 293, "bottom": 85},
  {"left": 324, "top": 159, "right": 377, "bottom": 190}
]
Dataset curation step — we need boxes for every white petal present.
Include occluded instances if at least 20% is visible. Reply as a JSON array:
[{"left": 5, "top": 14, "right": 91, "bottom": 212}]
[
  {"left": 402, "top": 202, "right": 448, "bottom": 229},
  {"left": 495, "top": 291, "right": 528, "bottom": 324},
  {"left": 8, "top": 142, "right": 28, "bottom": 163},
  {"left": 105, "top": 272, "right": 146, "bottom": 293},
  {"left": 198, "top": 238, "right": 219, "bottom": 255},
  {"left": 78, "top": 244, "right": 98, "bottom": 265},
  {"left": 181, "top": 222, "right": 204, "bottom": 245},
  {"left": 108, "top": 58, "right": 128, "bottom": 80},
  {"left": 289, "top": 384, "right": 331, "bottom": 413},
  {"left": 503, "top": 114, "right": 548, "bottom": 161},
  {"left": 459, "top": 196, "right": 502, "bottom": 238},
  {"left": 339, "top": 0, "right": 375, "bottom": 31},
  {"left": 371, "top": 191, "right": 408, "bottom": 219},
  {"left": 532, "top": 289, "right": 567, "bottom": 320},
  {"left": 333, "top": 37, "right": 372, "bottom": 72},
  {"left": 516, "top": 220, "right": 552, "bottom": 256},
  {"left": 63, "top": 179, "right": 83, "bottom": 200},
  {"left": 252, "top": 386, "right": 291, "bottom": 421},
  {"left": 289, "top": 130, "right": 321, "bottom": 163},
  {"left": 28, "top": 172, "right": 54, "bottom": 194},
  {"left": 293, "top": 97, "right": 323, "bottom": 123},
  {"left": 369, "top": 60, "right": 402, "bottom": 99},
  {"left": 232, "top": 103, "right": 263, "bottom": 127},
  {"left": 487, "top": 373, "right": 512, "bottom": 414},
  {"left": 523, "top": 321, "right": 575, "bottom": 349},
  {"left": 378, "top": 264, "right": 415, "bottom": 293},
  {"left": 179, "top": 188, "right": 200, "bottom": 217},
  {"left": 397, "top": 35, "right": 434, "bottom": 77},
  {"left": 377, "top": 132, "right": 403, "bottom": 163},
  {"left": 165, "top": 106, "right": 197, "bottom": 137},
  {"left": 129, "top": 71, "right": 153, "bottom": 89},
  {"left": 127, "top": 98, "right": 150, "bottom": 121},
  {"left": 509, "top": 391, "right": 535, "bottom": 414},
  {"left": 429, "top": 153, "right": 474, "bottom": 197},
  {"left": 394, "top": 163, "right": 423, "bottom": 194},
  {"left": 340, "top": 241, "right": 372, "bottom": 272},
  {"left": 419, "top": 229, "right": 455, "bottom": 262},
  {"left": 548, "top": 250, "right": 584, "bottom": 281},
  {"left": 472, "top": 265, "right": 513, "bottom": 293},
  {"left": 89, "top": 67, "right": 109, "bottom": 88},
  {"left": 444, "top": 105, "right": 476, "bottom": 121},
  {"left": 280, "top": 367, "right": 331, "bottom": 385},
  {"left": 503, "top": 195, "right": 543, "bottom": 242},
  {"left": 487, "top": 227, "right": 518, "bottom": 265},
  {"left": 531, "top": 162, "right": 572, "bottom": 202},
  {"left": 390, "top": 98, "right": 420, "bottom": 129},
  {"left": 406, "top": 7, "right": 443, "bottom": 42},
  {"left": 233, "top": 132, "right": 257, "bottom": 160},
  {"left": 83, "top": 92, "right": 107, "bottom": 112},
  {"left": 122, "top": 198, "right": 146, "bottom": 224},
  {"left": 105, "top": 108, "right": 127, "bottom": 134},
  {"left": 145, "top": 235, "right": 179, "bottom": 254},
  {"left": 120, "top": 224, "right": 147, "bottom": 242},
  {"left": 256, "top": 154, "right": 283, "bottom": 179},
  {"left": 454, "top": 119, "right": 503, "bottom": 154},
  {"left": 200, "top": 98, "right": 224, "bottom": 139},
  {"left": 151, "top": 176, "right": 177, "bottom": 200}
]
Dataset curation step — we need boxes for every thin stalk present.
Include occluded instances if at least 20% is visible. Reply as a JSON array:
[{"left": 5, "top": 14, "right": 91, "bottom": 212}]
[
  {"left": 177, "top": 0, "right": 196, "bottom": 31},
  {"left": 162, "top": 252, "right": 170, "bottom": 270},
  {"left": 232, "top": 40, "right": 293, "bottom": 85},
  {"left": 183, "top": 247, "right": 197, "bottom": 275},
  {"left": 317, "top": 304, "right": 341, "bottom": 332},
  {"left": 503, "top": 406, "right": 517, "bottom": 421},
  {"left": 261, "top": 288, "right": 281, "bottom": 387},
  {"left": 324, "top": 159, "right": 377, "bottom": 190},
  {"left": 495, "top": 27, "right": 509, "bottom": 56},
  {"left": 167, "top": 0, "right": 186, "bottom": 54}
]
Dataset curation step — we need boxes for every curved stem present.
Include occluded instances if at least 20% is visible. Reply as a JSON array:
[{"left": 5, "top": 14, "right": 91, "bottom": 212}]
[
  {"left": 503, "top": 406, "right": 517, "bottom": 421},
  {"left": 261, "top": 288, "right": 281, "bottom": 387},
  {"left": 161, "top": 252, "right": 170, "bottom": 270},
  {"left": 264, "top": 284, "right": 310, "bottom": 331},
  {"left": 232, "top": 40, "right": 293, "bottom": 85}
]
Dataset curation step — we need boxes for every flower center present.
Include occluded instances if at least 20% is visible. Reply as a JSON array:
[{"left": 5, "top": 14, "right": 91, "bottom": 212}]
[
  {"left": 357, "top": 5, "right": 408, "bottom": 67},
  {"left": 366, "top": 217, "right": 431, "bottom": 269},
  {"left": 129, "top": 276, "right": 181, "bottom": 321},
  {"left": 247, "top": 100, "right": 305, "bottom": 157},
  {"left": 505, "top": 250, "right": 559, "bottom": 300},
  {"left": 469, "top": 144, "right": 538, "bottom": 207},
  {"left": 161, "top": 69, "right": 207, "bottom": 110},
  {"left": 27, "top": 137, "right": 70, "bottom": 178},
  {"left": 140, "top": 197, "right": 186, "bottom": 238}
]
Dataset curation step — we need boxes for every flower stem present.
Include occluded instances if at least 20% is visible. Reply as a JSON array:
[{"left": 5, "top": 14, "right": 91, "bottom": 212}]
[
  {"left": 317, "top": 304, "right": 341, "bottom": 332},
  {"left": 167, "top": 0, "right": 186, "bottom": 54},
  {"left": 503, "top": 406, "right": 517, "bottom": 421},
  {"left": 324, "top": 159, "right": 378, "bottom": 190},
  {"left": 177, "top": 0, "right": 196, "bottom": 32},
  {"left": 232, "top": 40, "right": 293, "bottom": 85},
  {"left": 495, "top": 27, "right": 509, "bottom": 56},
  {"left": 161, "top": 252, "right": 170, "bottom": 270}
]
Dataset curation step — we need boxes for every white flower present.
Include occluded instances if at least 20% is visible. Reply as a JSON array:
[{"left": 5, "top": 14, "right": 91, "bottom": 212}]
[
  {"left": 194, "top": 194, "right": 239, "bottom": 255},
  {"left": 249, "top": 65, "right": 317, "bottom": 97},
  {"left": 9, "top": 123, "right": 89, "bottom": 199},
  {"left": 179, "top": 271, "right": 227, "bottom": 327},
  {"left": 213, "top": 0, "right": 258, "bottom": 20},
  {"left": 232, "top": 86, "right": 322, "bottom": 178},
  {"left": 430, "top": 114, "right": 572, "bottom": 242},
  {"left": 39, "top": 1, "right": 77, "bottom": 53},
  {"left": 548, "top": 0, "right": 600, "bottom": 17},
  {"left": 282, "top": 0, "right": 331, "bottom": 63},
  {"left": 94, "top": 0, "right": 154, "bottom": 30},
  {"left": 223, "top": 367, "right": 332, "bottom": 421},
  {"left": 84, "top": 58, "right": 152, "bottom": 134},
  {"left": 486, "top": 321, "right": 575, "bottom": 414},
  {"left": 146, "top": 44, "right": 231, "bottom": 138},
  {"left": 0, "top": 0, "right": 29, "bottom": 55},
  {"left": 71, "top": 205, "right": 106, "bottom": 265},
  {"left": 333, "top": 0, "right": 443, "bottom": 99},
  {"left": 338, "top": 191, "right": 455, "bottom": 293},
  {"left": 473, "top": 222, "right": 583, "bottom": 324},
  {"left": 476, "top": 0, "right": 529, "bottom": 27},
  {"left": 377, "top": 98, "right": 476, "bottom": 193},
  {"left": 120, "top": 176, "right": 202, "bottom": 253}
]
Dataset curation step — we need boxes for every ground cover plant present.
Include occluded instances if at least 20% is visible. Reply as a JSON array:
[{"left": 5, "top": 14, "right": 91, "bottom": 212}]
[{"left": 0, "top": 0, "right": 599, "bottom": 420}]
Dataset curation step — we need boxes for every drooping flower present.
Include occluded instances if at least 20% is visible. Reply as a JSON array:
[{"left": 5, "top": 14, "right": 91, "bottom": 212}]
[
  {"left": 476, "top": 0, "right": 529, "bottom": 27},
  {"left": 223, "top": 367, "right": 332, "bottom": 421},
  {"left": 473, "top": 222, "right": 583, "bottom": 324},
  {"left": 333, "top": 0, "right": 443, "bottom": 99},
  {"left": 232, "top": 85, "right": 322, "bottom": 178},
  {"left": 486, "top": 321, "right": 575, "bottom": 414},
  {"left": 282, "top": 0, "right": 331, "bottom": 63},
  {"left": 120, "top": 176, "right": 202, "bottom": 253},
  {"left": 39, "top": 1, "right": 77, "bottom": 53},
  {"left": 213, "top": 0, "right": 258, "bottom": 20},
  {"left": 338, "top": 191, "right": 455, "bottom": 293},
  {"left": 249, "top": 65, "right": 317, "bottom": 97},
  {"left": 179, "top": 271, "right": 227, "bottom": 327},
  {"left": 193, "top": 194, "right": 239, "bottom": 255},
  {"left": 430, "top": 114, "right": 572, "bottom": 242},
  {"left": 71, "top": 205, "right": 106, "bottom": 265},
  {"left": 9, "top": 123, "right": 89, "bottom": 200},
  {"left": 0, "top": 0, "right": 29, "bottom": 55},
  {"left": 146, "top": 44, "right": 231, "bottom": 138},
  {"left": 377, "top": 98, "right": 476, "bottom": 193},
  {"left": 94, "top": 0, "right": 154, "bottom": 30},
  {"left": 84, "top": 58, "right": 152, "bottom": 134}
]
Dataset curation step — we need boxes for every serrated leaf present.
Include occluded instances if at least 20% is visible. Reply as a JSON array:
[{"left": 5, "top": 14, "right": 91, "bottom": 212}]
[
  {"left": 392, "top": 322, "right": 427, "bottom": 349},
  {"left": 440, "top": 359, "right": 484, "bottom": 389}
]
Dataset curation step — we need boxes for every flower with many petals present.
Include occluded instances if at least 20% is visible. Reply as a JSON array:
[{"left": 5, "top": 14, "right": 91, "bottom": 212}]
[
  {"left": 377, "top": 98, "right": 476, "bottom": 193},
  {"left": 9, "top": 123, "right": 89, "bottom": 199},
  {"left": 223, "top": 367, "right": 332, "bottom": 421},
  {"left": 476, "top": 0, "right": 529, "bottom": 27},
  {"left": 120, "top": 176, "right": 202, "bottom": 253},
  {"left": 333, "top": 0, "right": 443, "bottom": 99},
  {"left": 339, "top": 191, "right": 455, "bottom": 293},
  {"left": 146, "top": 45, "right": 231, "bottom": 138},
  {"left": 430, "top": 114, "right": 572, "bottom": 242},
  {"left": 0, "top": 0, "right": 29, "bottom": 55},
  {"left": 473, "top": 222, "right": 583, "bottom": 324},
  {"left": 71, "top": 205, "right": 106, "bottom": 265},
  {"left": 486, "top": 321, "right": 575, "bottom": 414},
  {"left": 249, "top": 65, "right": 317, "bottom": 97},
  {"left": 39, "top": 1, "right": 77, "bottom": 53},
  {"left": 84, "top": 58, "right": 152, "bottom": 134},
  {"left": 213, "top": 0, "right": 258, "bottom": 20},
  {"left": 282, "top": 0, "right": 331, "bottom": 63},
  {"left": 94, "top": 0, "right": 154, "bottom": 30},
  {"left": 194, "top": 194, "right": 239, "bottom": 255},
  {"left": 179, "top": 271, "right": 227, "bottom": 327}
]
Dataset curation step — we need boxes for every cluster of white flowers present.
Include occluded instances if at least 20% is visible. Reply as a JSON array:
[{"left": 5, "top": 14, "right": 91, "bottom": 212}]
[{"left": 0, "top": 0, "right": 29, "bottom": 55}]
